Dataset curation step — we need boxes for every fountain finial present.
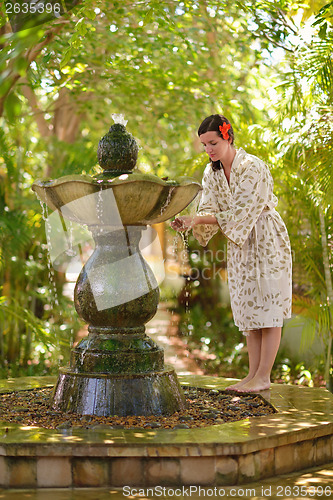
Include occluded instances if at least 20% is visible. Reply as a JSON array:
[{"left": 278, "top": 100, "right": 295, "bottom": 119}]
[{"left": 97, "top": 119, "right": 138, "bottom": 173}]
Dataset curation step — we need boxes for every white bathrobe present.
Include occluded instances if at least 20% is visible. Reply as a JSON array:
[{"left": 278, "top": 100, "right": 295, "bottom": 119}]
[{"left": 193, "top": 148, "right": 292, "bottom": 333}]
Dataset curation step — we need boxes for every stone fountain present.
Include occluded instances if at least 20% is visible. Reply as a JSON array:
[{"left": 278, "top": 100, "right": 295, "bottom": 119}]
[
  {"left": 31, "top": 118, "right": 202, "bottom": 417},
  {"left": 2, "top": 121, "right": 333, "bottom": 488}
]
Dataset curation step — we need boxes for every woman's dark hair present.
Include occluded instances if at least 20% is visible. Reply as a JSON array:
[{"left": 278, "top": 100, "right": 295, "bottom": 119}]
[{"left": 198, "top": 114, "right": 234, "bottom": 171}]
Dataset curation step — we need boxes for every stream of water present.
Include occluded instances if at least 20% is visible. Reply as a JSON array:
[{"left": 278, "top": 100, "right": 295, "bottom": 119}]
[{"left": 40, "top": 201, "right": 76, "bottom": 361}]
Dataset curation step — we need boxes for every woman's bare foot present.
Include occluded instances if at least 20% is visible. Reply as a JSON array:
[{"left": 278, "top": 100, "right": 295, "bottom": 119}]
[
  {"left": 225, "top": 374, "right": 254, "bottom": 391},
  {"left": 234, "top": 376, "right": 271, "bottom": 393}
]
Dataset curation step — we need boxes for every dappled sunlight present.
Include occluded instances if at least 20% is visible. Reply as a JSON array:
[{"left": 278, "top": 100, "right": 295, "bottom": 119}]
[
  {"left": 319, "top": 470, "right": 333, "bottom": 478},
  {"left": 62, "top": 435, "right": 84, "bottom": 442}
]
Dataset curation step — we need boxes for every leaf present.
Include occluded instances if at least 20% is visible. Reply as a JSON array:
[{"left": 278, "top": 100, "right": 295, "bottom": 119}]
[
  {"left": 60, "top": 47, "right": 72, "bottom": 69},
  {"left": 75, "top": 18, "right": 88, "bottom": 36},
  {"left": 300, "top": 317, "right": 317, "bottom": 352},
  {"left": 318, "top": 22, "right": 328, "bottom": 38},
  {"left": 4, "top": 92, "right": 22, "bottom": 122},
  {"left": 13, "top": 56, "right": 27, "bottom": 76},
  {"left": 83, "top": 8, "right": 96, "bottom": 20},
  {"left": 143, "top": 7, "right": 154, "bottom": 26},
  {"left": 0, "top": 295, "right": 51, "bottom": 344},
  {"left": 42, "top": 53, "right": 52, "bottom": 64}
]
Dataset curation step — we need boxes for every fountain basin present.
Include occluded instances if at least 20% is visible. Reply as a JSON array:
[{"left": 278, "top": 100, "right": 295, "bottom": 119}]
[{"left": 31, "top": 173, "right": 202, "bottom": 226}]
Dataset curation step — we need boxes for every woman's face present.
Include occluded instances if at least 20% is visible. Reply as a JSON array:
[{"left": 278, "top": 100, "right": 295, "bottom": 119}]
[{"left": 199, "top": 131, "right": 230, "bottom": 162}]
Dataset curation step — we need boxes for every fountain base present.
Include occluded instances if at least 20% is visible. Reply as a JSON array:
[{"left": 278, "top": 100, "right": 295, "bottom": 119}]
[
  {"left": 51, "top": 365, "right": 186, "bottom": 416},
  {"left": 1, "top": 375, "right": 333, "bottom": 489},
  {"left": 71, "top": 329, "right": 164, "bottom": 374}
]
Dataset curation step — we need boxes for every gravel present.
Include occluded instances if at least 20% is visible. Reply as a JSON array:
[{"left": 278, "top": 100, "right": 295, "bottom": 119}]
[{"left": 0, "top": 386, "right": 276, "bottom": 430}]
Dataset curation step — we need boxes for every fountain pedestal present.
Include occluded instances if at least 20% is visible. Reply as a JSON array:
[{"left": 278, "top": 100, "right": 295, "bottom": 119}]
[{"left": 51, "top": 225, "right": 186, "bottom": 416}]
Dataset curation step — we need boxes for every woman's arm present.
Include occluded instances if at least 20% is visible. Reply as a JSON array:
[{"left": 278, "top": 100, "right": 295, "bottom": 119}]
[{"left": 170, "top": 214, "right": 217, "bottom": 232}]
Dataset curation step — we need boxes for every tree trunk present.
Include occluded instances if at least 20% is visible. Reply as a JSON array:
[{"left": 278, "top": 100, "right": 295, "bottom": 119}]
[
  {"left": 53, "top": 87, "right": 84, "bottom": 143},
  {"left": 318, "top": 206, "right": 333, "bottom": 388},
  {"left": 0, "top": 22, "right": 65, "bottom": 117}
]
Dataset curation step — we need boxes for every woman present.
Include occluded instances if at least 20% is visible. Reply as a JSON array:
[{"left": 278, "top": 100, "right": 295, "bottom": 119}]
[{"left": 171, "top": 114, "right": 292, "bottom": 392}]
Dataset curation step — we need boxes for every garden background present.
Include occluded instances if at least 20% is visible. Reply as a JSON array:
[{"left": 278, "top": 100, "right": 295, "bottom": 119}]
[{"left": 0, "top": 0, "right": 332, "bottom": 389}]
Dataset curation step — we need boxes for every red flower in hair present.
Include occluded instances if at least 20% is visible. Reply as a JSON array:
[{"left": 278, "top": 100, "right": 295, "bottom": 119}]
[{"left": 219, "top": 123, "right": 231, "bottom": 140}]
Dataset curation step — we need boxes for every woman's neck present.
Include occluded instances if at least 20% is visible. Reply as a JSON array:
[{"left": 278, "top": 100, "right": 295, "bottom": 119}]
[{"left": 220, "top": 146, "right": 236, "bottom": 171}]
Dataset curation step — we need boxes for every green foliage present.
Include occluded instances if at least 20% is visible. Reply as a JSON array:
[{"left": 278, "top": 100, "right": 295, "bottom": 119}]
[
  {"left": 2, "top": 0, "right": 278, "bottom": 173},
  {"left": 0, "top": 0, "right": 332, "bottom": 381},
  {"left": 273, "top": 358, "right": 321, "bottom": 387},
  {"left": 0, "top": 120, "right": 82, "bottom": 376}
]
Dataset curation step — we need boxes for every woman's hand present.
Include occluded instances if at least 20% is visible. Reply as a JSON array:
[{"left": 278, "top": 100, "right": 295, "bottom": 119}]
[
  {"left": 170, "top": 214, "right": 217, "bottom": 232},
  {"left": 170, "top": 216, "right": 195, "bottom": 232}
]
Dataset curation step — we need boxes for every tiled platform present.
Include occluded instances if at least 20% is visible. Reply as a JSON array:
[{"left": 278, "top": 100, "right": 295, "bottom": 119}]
[
  {"left": 1, "top": 463, "right": 333, "bottom": 499},
  {"left": 0, "top": 375, "right": 332, "bottom": 488}
]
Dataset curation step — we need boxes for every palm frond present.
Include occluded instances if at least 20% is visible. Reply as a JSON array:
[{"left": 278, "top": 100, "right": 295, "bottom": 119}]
[{"left": 0, "top": 295, "right": 51, "bottom": 345}]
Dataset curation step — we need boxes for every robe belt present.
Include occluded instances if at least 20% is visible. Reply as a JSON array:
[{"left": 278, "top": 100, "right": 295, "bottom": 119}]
[{"left": 259, "top": 206, "right": 276, "bottom": 216}]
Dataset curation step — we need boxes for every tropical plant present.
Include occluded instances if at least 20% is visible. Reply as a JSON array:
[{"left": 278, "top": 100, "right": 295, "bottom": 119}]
[
  {"left": 0, "top": 123, "right": 82, "bottom": 375},
  {"left": 260, "top": 3, "right": 333, "bottom": 388}
]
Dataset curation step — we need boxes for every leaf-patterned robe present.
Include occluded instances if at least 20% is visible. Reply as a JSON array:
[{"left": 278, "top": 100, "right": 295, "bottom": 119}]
[{"left": 192, "top": 148, "right": 292, "bottom": 333}]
